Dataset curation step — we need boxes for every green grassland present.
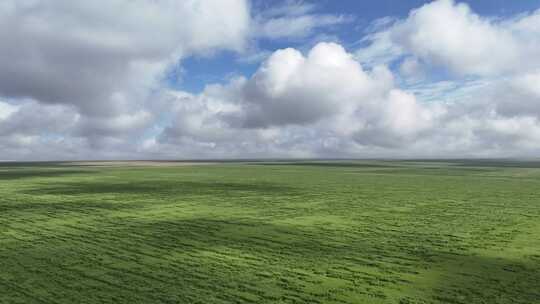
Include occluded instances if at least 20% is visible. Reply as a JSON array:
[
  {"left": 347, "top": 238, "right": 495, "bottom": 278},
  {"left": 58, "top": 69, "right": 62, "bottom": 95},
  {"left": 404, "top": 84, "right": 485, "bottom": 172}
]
[{"left": 1, "top": 160, "right": 539, "bottom": 303}]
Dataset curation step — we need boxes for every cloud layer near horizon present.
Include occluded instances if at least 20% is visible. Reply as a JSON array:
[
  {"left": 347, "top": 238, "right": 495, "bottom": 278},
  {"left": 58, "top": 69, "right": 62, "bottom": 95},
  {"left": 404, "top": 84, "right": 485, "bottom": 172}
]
[{"left": 1, "top": 0, "right": 540, "bottom": 160}]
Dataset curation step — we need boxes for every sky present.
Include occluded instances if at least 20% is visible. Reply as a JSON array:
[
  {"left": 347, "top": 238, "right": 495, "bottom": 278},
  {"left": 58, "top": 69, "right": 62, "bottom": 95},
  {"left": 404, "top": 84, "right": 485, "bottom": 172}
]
[{"left": 1, "top": 0, "right": 540, "bottom": 160}]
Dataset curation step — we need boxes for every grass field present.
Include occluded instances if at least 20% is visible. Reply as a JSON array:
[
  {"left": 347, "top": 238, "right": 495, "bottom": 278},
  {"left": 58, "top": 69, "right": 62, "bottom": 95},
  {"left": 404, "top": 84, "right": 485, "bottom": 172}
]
[{"left": 1, "top": 160, "right": 539, "bottom": 303}]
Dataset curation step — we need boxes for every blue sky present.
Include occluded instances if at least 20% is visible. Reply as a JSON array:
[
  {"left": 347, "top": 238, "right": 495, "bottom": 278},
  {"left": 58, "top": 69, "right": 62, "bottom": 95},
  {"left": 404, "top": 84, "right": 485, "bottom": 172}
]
[
  {"left": 1, "top": 0, "right": 540, "bottom": 160},
  {"left": 175, "top": 0, "right": 540, "bottom": 93}
]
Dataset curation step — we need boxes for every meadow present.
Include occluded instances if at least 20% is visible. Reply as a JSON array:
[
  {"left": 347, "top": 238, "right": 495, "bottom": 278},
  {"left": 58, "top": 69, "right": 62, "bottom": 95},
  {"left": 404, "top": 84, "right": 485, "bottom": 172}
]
[{"left": 1, "top": 160, "right": 539, "bottom": 304}]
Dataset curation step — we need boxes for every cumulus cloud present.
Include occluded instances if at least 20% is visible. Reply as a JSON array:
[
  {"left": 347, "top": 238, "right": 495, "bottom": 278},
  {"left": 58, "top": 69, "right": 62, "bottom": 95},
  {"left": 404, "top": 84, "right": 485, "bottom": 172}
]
[
  {"left": 490, "top": 71, "right": 540, "bottom": 118},
  {"left": 0, "top": 0, "right": 251, "bottom": 157},
  {"left": 154, "top": 35, "right": 540, "bottom": 158},
  {"left": 155, "top": 43, "right": 440, "bottom": 154},
  {"left": 359, "top": 0, "right": 540, "bottom": 77},
  {"left": 0, "top": 100, "right": 81, "bottom": 160},
  {"left": 0, "top": 0, "right": 249, "bottom": 113},
  {"left": 238, "top": 43, "right": 385, "bottom": 127},
  {"left": 0, "top": 101, "right": 78, "bottom": 137},
  {"left": 2, "top": 0, "right": 540, "bottom": 160}
]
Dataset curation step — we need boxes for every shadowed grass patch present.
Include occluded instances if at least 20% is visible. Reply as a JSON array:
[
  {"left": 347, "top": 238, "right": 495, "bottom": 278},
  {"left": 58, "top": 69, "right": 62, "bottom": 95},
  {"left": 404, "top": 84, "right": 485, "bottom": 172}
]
[{"left": 1, "top": 160, "right": 540, "bottom": 303}]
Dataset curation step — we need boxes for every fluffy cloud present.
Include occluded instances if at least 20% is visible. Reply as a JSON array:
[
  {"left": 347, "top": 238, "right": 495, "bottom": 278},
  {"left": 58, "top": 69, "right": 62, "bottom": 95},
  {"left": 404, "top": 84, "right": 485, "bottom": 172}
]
[
  {"left": 154, "top": 35, "right": 540, "bottom": 158},
  {"left": 238, "top": 43, "right": 387, "bottom": 127},
  {"left": 359, "top": 0, "right": 540, "bottom": 77},
  {"left": 490, "top": 71, "right": 540, "bottom": 118},
  {"left": 2, "top": 0, "right": 540, "bottom": 160},
  {"left": 155, "top": 43, "right": 441, "bottom": 155},
  {"left": 0, "top": 0, "right": 249, "bottom": 114},
  {"left": 0, "top": 101, "right": 77, "bottom": 137},
  {"left": 0, "top": 0, "right": 250, "bottom": 157}
]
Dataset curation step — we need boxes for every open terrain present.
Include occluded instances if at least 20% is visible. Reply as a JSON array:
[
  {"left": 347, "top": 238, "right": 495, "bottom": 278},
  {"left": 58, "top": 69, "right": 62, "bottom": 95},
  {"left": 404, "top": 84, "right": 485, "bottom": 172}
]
[{"left": 1, "top": 160, "right": 539, "bottom": 303}]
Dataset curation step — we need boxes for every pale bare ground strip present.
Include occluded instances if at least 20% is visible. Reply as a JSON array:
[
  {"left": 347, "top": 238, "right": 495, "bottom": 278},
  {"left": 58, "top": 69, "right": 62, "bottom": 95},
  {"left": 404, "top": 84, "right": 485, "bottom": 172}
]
[{"left": 61, "top": 161, "right": 217, "bottom": 167}]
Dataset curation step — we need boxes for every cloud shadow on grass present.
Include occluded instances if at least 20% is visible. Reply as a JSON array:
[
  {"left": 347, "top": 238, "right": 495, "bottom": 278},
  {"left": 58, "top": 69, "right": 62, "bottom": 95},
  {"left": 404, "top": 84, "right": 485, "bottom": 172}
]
[
  {"left": 0, "top": 169, "right": 96, "bottom": 180},
  {"left": 253, "top": 161, "right": 396, "bottom": 169},
  {"left": 426, "top": 253, "right": 540, "bottom": 304},
  {"left": 23, "top": 180, "right": 298, "bottom": 196},
  {"left": 4, "top": 212, "right": 539, "bottom": 303}
]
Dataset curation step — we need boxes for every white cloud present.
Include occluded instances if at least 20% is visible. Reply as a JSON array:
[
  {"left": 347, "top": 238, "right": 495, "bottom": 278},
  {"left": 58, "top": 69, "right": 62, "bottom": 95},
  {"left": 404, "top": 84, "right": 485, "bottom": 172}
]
[
  {"left": 0, "top": 101, "right": 78, "bottom": 137},
  {"left": 355, "top": 24, "right": 404, "bottom": 68},
  {"left": 492, "top": 71, "right": 540, "bottom": 118},
  {"left": 154, "top": 39, "right": 540, "bottom": 158},
  {"left": 358, "top": 0, "right": 540, "bottom": 77},
  {"left": 0, "top": 0, "right": 250, "bottom": 114},
  {"left": 253, "top": 1, "right": 351, "bottom": 40},
  {"left": 0, "top": 0, "right": 251, "bottom": 157},
  {"left": 2, "top": 0, "right": 540, "bottom": 160},
  {"left": 256, "top": 15, "right": 350, "bottom": 40},
  {"left": 399, "top": 57, "right": 426, "bottom": 81},
  {"left": 157, "top": 43, "right": 439, "bottom": 153},
  {"left": 236, "top": 43, "right": 395, "bottom": 128},
  {"left": 0, "top": 101, "right": 18, "bottom": 120}
]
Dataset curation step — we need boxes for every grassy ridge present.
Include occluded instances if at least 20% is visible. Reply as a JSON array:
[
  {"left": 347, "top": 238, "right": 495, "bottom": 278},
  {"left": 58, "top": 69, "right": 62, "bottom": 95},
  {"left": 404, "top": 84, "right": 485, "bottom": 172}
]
[{"left": 1, "top": 161, "right": 539, "bottom": 303}]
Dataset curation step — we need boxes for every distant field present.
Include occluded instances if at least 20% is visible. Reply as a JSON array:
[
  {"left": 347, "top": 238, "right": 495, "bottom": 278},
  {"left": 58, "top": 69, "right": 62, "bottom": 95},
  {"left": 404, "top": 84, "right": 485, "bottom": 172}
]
[{"left": 1, "top": 160, "right": 539, "bottom": 303}]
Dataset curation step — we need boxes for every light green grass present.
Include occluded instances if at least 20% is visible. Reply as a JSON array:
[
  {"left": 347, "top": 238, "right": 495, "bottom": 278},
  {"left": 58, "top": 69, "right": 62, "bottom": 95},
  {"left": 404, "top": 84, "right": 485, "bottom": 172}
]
[{"left": 1, "top": 160, "right": 539, "bottom": 303}]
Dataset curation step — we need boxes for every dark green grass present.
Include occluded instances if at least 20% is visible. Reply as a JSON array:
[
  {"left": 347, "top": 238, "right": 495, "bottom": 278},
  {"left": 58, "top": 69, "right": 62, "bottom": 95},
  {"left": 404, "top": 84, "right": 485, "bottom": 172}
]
[{"left": 1, "top": 160, "right": 540, "bottom": 303}]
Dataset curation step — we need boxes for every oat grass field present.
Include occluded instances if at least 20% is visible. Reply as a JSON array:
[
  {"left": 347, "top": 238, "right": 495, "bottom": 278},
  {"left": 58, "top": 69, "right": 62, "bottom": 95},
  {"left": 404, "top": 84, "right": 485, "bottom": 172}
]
[{"left": 1, "top": 160, "right": 539, "bottom": 303}]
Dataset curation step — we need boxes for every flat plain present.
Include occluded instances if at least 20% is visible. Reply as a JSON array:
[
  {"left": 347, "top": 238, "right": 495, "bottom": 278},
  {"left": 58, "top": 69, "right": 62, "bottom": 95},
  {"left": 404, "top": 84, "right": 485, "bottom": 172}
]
[{"left": 1, "top": 160, "right": 539, "bottom": 303}]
